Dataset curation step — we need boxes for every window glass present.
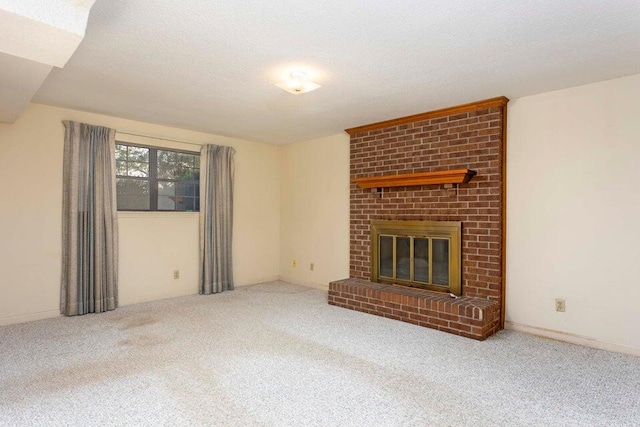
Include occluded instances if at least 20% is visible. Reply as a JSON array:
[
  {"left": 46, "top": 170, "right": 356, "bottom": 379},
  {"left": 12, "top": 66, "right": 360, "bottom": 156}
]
[
  {"left": 432, "top": 239, "right": 450, "bottom": 285},
  {"left": 116, "top": 178, "right": 150, "bottom": 210},
  {"left": 379, "top": 235, "right": 394, "bottom": 278},
  {"left": 115, "top": 143, "right": 199, "bottom": 211},
  {"left": 396, "top": 237, "right": 411, "bottom": 280},
  {"left": 414, "top": 238, "right": 429, "bottom": 283}
]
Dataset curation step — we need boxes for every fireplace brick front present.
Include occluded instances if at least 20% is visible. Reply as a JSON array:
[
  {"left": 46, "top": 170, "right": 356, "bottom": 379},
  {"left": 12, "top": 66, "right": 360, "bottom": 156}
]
[
  {"left": 340, "top": 98, "right": 507, "bottom": 339},
  {"left": 329, "top": 278, "right": 500, "bottom": 340}
]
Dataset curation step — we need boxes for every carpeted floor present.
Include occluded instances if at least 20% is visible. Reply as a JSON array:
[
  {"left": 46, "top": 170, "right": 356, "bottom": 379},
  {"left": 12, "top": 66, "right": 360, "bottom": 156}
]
[{"left": 0, "top": 281, "right": 638, "bottom": 426}]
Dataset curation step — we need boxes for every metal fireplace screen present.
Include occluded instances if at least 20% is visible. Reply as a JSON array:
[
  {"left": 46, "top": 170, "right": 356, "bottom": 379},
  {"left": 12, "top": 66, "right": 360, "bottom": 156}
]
[{"left": 371, "top": 220, "right": 462, "bottom": 296}]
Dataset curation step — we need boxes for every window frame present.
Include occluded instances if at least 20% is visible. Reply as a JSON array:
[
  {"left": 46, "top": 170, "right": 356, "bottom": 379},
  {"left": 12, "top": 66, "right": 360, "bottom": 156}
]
[{"left": 115, "top": 142, "right": 200, "bottom": 212}]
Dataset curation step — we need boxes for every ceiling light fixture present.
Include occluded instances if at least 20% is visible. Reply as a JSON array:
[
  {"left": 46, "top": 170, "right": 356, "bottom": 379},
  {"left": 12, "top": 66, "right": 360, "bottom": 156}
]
[{"left": 275, "top": 71, "right": 321, "bottom": 95}]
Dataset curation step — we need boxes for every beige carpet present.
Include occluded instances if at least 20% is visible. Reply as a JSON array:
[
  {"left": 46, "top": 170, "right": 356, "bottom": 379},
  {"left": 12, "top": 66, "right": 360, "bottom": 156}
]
[{"left": 1, "top": 281, "right": 638, "bottom": 426}]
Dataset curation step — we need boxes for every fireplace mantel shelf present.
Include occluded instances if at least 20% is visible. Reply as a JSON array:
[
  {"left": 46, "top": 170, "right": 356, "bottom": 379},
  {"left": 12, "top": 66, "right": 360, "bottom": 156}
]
[{"left": 353, "top": 168, "right": 477, "bottom": 189}]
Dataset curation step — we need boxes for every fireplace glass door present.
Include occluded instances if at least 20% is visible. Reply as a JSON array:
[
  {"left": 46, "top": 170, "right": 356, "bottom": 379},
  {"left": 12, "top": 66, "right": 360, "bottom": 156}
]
[
  {"left": 371, "top": 220, "right": 461, "bottom": 295},
  {"left": 378, "top": 235, "right": 451, "bottom": 287}
]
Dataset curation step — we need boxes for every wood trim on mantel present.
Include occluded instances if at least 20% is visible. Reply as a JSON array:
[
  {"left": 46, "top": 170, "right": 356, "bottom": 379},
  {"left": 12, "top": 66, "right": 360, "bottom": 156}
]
[
  {"left": 345, "top": 96, "right": 509, "bottom": 135},
  {"left": 353, "top": 169, "right": 476, "bottom": 189}
]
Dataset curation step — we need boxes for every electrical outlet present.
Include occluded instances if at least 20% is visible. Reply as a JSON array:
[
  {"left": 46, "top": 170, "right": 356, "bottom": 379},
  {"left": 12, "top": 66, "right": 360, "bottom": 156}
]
[
  {"left": 310, "top": 263, "right": 314, "bottom": 271},
  {"left": 555, "top": 298, "right": 565, "bottom": 312},
  {"left": 292, "top": 259, "right": 296, "bottom": 268},
  {"left": 173, "top": 270, "right": 180, "bottom": 280}
]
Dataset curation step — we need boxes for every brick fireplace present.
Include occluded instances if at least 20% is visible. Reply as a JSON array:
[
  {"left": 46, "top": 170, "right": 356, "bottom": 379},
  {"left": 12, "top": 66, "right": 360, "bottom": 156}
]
[{"left": 329, "top": 97, "right": 508, "bottom": 340}]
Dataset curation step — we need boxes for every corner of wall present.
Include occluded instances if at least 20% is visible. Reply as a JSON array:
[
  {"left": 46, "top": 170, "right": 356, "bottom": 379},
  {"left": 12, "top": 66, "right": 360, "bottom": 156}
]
[{"left": 278, "top": 134, "right": 350, "bottom": 288}]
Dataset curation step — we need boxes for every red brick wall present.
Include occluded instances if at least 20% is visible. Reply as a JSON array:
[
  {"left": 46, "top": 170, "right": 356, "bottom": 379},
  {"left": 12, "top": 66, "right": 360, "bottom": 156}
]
[
  {"left": 349, "top": 105, "right": 504, "bottom": 307},
  {"left": 329, "top": 278, "right": 500, "bottom": 340}
]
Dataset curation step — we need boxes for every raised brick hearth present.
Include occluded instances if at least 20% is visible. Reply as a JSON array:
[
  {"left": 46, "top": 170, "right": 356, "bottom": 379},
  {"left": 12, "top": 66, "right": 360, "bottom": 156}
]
[
  {"left": 331, "top": 97, "right": 508, "bottom": 339},
  {"left": 329, "top": 278, "right": 500, "bottom": 340}
]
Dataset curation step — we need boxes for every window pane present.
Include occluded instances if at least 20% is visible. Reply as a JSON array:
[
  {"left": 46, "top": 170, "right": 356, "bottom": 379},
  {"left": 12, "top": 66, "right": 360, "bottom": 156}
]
[
  {"left": 177, "top": 182, "right": 198, "bottom": 198},
  {"left": 432, "top": 239, "right": 450, "bottom": 285},
  {"left": 115, "top": 145, "right": 127, "bottom": 160},
  {"left": 158, "top": 150, "right": 177, "bottom": 165},
  {"left": 157, "top": 150, "right": 199, "bottom": 180},
  {"left": 414, "top": 238, "right": 429, "bottom": 283},
  {"left": 396, "top": 237, "right": 410, "bottom": 280},
  {"left": 158, "top": 181, "right": 176, "bottom": 210},
  {"left": 177, "top": 153, "right": 194, "bottom": 168},
  {"left": 127, "top": 162, "right": 149, "bottom": 177},
  {"left": 174, "top": 164, "right": 193, "bottom": 180},
  {"left": 115, "top": 160, "right": 127, "bottom": 176},
  {"left": 127, "top": 146, "right": 149, "bottom": 162},
  {"left": 186, "top": 168, "right": 200, "bottom": 181},
  {"left": 379, "top": 236, "right": 393, "bottom": 278},
  {"left": 179, "top": 197, "right": 196, "bottom": 212},
  {"left": 158, "top": 161, "right": 176, "bottom": 179},
  {"left": 116, "top": 178, "right": 150, "bottom": 210}
]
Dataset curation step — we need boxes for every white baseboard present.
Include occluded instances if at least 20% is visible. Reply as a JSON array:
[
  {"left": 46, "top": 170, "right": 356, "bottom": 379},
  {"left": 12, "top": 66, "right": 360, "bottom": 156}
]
[
  {"left": 0, "top": 309, "right": 61, "bottom": 326},
  {"left": 119, "top": 286, "right": 198, "bottom": 307},
  {"left": 505, "top": 321, "right": 640, "bottom": 357},
  {"left": 120, "top": 276, "right": 283, "bottom": 306},
  {"left": 0, "top": 277, "right": 323, "bottom": 328},
  {"left": 298, "top": 281, "right": 329, "bottom": 291},
  {"left": 277, "top": 275, "right": 330, "bottom": 291},
  {"left": 235, "top": 275, "right": 281, "bottom": 287}
]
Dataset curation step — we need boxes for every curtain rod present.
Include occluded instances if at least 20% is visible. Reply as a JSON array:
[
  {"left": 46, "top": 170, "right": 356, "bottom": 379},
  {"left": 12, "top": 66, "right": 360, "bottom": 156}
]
[{"left": 116, "top": 130, "right": 204, "bottom": 147}]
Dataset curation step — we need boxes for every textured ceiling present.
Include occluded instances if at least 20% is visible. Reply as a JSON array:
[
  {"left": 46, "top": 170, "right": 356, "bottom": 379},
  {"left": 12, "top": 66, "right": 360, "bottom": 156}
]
[
  {"left": 0, "top": 0, "right": 94, "bottom": 122},
  {"left": 34, "top": 0, "right": 640, "bottom": 144}
]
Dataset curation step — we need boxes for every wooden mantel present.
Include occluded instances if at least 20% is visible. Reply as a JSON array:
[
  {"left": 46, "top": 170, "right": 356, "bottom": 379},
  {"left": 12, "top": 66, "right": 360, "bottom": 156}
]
[{"left": 353, "top": 168, "right": 477, "bottom": 189}]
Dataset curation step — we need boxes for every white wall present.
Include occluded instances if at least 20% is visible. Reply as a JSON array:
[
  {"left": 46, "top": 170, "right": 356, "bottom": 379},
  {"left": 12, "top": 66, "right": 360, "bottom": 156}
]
[
  {"left": 279, "top": 134, "right": 350, "bottom": 289},
  {"left": 507, "top": 74, "right": 640, "bottom": 353},
  {"left": 0, "top": 103, "right": 280, "bottom": 325},
  {"left": 3, "top": 76, "right": 639, "bottom": 356}
]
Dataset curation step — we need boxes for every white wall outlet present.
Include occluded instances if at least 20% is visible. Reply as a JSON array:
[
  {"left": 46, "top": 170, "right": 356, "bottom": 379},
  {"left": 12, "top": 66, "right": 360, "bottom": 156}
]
[
  {"left": 173, "top": 270, "right": 180, "bottom": 280},
  {"left": 555, "top": 298, "right": 565, "bottom": 312}
]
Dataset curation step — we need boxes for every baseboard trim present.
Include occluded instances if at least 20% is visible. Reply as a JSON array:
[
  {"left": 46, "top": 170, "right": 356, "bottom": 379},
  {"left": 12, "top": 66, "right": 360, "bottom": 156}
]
[
  {"left": 119, "top": 286, "right": 198, "bottom": 307},
  {"left": 505, "top": 321, "right": 640, "bottom": 357},
  {"left": 0, "top": 309, "right": 61, "bottom": 326},
  {"left": 277, "top": 275, "right": 330, "bottom": 291},
  {"left": 235, "top": 276, "right": 281, "bottom": 287},
  {"left": 119, "top": 277, "right": 283, "bottom": 306},
  {"left": 295, "top": 281, "right": 329, "bottom": 291}
]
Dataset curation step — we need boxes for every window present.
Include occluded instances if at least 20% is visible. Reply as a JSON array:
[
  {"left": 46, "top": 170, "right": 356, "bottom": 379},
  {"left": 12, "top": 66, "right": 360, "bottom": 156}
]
[{"left": 115, "top": 143, "right": 200, "bottom": 211}]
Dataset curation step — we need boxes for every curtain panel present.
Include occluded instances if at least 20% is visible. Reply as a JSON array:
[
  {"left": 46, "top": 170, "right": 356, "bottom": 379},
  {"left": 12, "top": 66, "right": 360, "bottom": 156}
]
[
  {"left": 199, "top": 144, "right": 236, "bottom": 294},
  {"left": 61, "top": 121, "right": 119, "bottom": 316}
]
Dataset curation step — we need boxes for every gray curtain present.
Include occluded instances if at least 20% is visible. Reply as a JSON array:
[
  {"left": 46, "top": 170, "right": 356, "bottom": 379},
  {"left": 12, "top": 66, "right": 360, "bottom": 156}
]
[
  {"left": 61, "top": 121, "right": 118, "bottom": 316},
  {"left": 199, "top": 144, "right": 236, "bottom": 294}
]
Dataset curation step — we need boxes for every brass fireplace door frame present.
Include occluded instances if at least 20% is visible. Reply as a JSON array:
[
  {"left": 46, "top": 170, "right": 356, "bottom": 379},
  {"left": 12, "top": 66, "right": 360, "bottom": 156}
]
[{"left": 370, "top": 220, "right": 462, "bottom": 296}]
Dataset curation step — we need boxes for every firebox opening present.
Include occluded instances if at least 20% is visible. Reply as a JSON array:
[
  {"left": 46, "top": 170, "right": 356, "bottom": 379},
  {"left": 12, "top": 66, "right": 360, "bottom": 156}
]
[{"left": 371, "top": 220, "right": 462, "bottom": 296}]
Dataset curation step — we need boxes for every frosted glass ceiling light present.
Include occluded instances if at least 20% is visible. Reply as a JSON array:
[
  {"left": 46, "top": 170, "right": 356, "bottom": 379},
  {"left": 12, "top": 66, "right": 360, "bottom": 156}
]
[{"left": 275, "top": 71, "right": 320, "bottom": 95}]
